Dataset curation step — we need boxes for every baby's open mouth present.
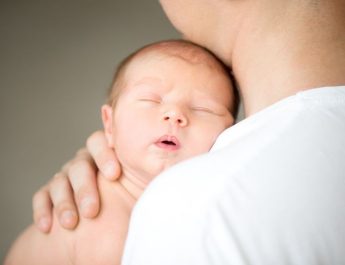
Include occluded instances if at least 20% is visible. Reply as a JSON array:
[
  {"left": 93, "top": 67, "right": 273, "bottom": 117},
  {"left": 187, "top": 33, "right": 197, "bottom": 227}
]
[
  {"left": 156, "top": 135, "right": 180, "bottom": 150},
  {"left": 161, "top": 140, "right": 176, "bottom": 146}
]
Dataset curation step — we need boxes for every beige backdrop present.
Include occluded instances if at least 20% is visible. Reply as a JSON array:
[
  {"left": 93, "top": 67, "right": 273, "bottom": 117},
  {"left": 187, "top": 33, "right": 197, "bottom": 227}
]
[{"left": 0, "top": 0, "right": 244, "bottom": 261}]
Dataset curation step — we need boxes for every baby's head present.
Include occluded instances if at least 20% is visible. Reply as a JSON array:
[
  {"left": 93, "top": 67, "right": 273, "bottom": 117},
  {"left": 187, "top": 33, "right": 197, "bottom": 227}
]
[
  {"left": 107, "top": 39, "right": 238, "bottom": 114},
  {"left": 102, "top": 39, "right": 238, "bottom": 183}
]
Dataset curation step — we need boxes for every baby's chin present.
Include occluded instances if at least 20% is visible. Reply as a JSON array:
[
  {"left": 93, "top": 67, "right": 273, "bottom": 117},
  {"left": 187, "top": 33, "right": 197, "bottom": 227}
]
[
  {"left": 143, "top": 159, "right": 182, "bottom": 181},
  {"left": 151, "top": 156, "right": 195, "bottom": 177},
  {"left": 122, "top": 155, "right": 193, "bottom": 184}
]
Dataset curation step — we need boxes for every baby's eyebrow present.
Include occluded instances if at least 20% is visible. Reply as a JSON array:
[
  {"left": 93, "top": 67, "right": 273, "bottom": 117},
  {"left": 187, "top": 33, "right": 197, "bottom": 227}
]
[
  {"left": 130, "top": 84, "right": 161, "bottom": 96},
  {"left": 131, "top": 78, "right": 171, "bottom": 95},
  {"left": 133, "top": 77, "right": 163, "bottom": 87}
]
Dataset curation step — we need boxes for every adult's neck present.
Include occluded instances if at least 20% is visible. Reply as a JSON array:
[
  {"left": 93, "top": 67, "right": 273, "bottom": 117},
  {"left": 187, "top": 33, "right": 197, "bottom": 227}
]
[{"left": 228, "top": 0, "right": 345, "bottom": 116}]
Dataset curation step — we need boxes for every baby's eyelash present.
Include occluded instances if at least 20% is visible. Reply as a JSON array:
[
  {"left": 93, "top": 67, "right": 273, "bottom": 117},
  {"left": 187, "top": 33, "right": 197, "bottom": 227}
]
[
  {"left": 191, "top": 106, "right": 225, "bottom": 116},
  {"left": 191, "top": 106, "right": 214, "bottom": 113},
  {"left": 139, "top": 98, "right": 161, "bottom": 103}
]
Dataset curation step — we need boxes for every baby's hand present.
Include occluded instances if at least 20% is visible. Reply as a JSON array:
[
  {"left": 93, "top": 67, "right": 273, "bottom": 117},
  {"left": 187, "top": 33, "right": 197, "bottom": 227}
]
[{"left": 33, "top": 130, "right": 121, "bottom": 232}]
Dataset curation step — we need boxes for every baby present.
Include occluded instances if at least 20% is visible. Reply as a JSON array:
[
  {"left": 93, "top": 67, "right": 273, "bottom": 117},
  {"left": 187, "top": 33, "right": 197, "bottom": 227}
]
[{"left": 5, "top": 39, "right": 237, "bottom": 265}]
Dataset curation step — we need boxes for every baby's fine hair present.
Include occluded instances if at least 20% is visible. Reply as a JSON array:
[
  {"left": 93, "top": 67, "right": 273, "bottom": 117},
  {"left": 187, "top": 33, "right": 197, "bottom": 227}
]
[{"left": 106, "top": 39, "right": 239, "bottom": 117}]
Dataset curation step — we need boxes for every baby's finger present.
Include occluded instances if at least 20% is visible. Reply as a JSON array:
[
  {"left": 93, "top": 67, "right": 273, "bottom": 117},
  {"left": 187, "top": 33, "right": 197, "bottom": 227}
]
[
  {"left": 32, "top": 187, "right": 53, "bottom": 233},
  {"left": 49, "top": 172, "right": 79, "bottom": 230},
  {"left": 87, "top": 130, "right": 121, "bottom": 180}
]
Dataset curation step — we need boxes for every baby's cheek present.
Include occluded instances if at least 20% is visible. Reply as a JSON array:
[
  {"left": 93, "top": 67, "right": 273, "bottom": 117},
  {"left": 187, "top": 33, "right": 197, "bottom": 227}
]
[{"left": 190, "top": 134, "right": 215, "bottom": 155}]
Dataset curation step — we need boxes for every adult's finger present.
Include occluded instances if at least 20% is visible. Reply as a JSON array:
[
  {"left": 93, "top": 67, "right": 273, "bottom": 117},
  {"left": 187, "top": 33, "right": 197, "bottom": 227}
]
[
  {"left": 86, "top": 130, "right": 121, "bottom": 180},
  {"left": 67, "top": 156, "right": 100, "bottom": 219},
  {"left": 32, "top": 186, "right": 53, "bottom": 233},
  {"left": 49, "top": 172, "right": 79, "bottom": 230}
]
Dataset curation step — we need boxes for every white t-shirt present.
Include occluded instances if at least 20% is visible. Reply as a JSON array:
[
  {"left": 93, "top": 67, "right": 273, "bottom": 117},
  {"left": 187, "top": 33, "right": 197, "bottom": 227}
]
[{"left": 122, "top": 86, "right": 345, "bottom": 265}]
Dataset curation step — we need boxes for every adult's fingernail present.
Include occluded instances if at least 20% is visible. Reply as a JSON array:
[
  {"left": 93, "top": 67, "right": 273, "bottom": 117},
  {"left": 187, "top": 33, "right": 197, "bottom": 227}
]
[
  {"left": 38, "top": 217, "right": 50, "bottom": 232},
  {"left": 104, "top": 161, "right": 116, "bottom": 178},
  {"left": 60, "top": 210, "right": 77, "bottom": 228}
]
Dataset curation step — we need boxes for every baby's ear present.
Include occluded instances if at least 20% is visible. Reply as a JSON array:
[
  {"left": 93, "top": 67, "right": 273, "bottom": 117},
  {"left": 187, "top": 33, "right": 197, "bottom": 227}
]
[{"left": 101, "top": 104, "right": 114, "bottom": 148}]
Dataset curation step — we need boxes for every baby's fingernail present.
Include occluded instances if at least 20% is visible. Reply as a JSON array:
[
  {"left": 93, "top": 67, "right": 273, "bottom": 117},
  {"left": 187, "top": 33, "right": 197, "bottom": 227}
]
[
  {"left": 80, "top": 197, "right": 96, "bottom": 217},
  {"left": 38, "top": 217, "right": 50, "bottom": 232},
  {"left": 104, "top": 161, "right": 116, "bottom": 178},
  {"left": 60, "top": 210, "right": 77, "bottom": 228}
]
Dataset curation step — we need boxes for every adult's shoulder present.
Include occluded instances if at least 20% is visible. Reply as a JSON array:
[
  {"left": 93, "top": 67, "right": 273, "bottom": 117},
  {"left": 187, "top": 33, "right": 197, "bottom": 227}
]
[{"left": 123, "top": 88, "right": 345, "bottom": 265}]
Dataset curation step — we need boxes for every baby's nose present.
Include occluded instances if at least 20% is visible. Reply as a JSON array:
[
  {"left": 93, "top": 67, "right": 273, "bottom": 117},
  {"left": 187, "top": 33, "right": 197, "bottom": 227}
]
[{"left": 163, "top": 109, "right": 188, "bottom": 127}]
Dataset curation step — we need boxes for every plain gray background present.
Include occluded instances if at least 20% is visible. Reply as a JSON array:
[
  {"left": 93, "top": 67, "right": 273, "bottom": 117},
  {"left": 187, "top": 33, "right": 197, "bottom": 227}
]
[{"left": 0, "top": 0, "right": 180, "bottom": 261}]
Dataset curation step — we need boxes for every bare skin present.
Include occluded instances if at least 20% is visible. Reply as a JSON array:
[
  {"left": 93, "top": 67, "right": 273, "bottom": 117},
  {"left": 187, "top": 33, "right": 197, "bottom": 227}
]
[
  {"left": 30, "top": 0, "right": 345, "bottom": 233},
  {"left": 3, "top": 3, "right": 343, "bottom": 265},
  {"left": 5, "top": 40, "right": 234, "bottom": 264},
  {"left": 32, "top": 139, "right": 121, "bottom": 232},
  {"left": 6, "top": 175, "right": 134, "bottom": 265}
]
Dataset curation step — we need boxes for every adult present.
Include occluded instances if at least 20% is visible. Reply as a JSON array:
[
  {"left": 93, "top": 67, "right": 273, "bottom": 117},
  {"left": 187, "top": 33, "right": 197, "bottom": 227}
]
[{"left": 34, "top": 0, "right": 345, "bottom": 264}]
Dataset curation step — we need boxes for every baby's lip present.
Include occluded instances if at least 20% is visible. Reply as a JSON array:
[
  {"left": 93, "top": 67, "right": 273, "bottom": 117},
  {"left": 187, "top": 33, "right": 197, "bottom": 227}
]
[{"left": 155, "top": 135, "right": 181, "bottom": 151}]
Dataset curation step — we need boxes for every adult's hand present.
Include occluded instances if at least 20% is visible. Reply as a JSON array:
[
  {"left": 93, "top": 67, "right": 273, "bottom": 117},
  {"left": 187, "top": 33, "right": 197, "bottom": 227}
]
[{"left": 32, "top": 131, "right": 121, "bottom": 233}]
